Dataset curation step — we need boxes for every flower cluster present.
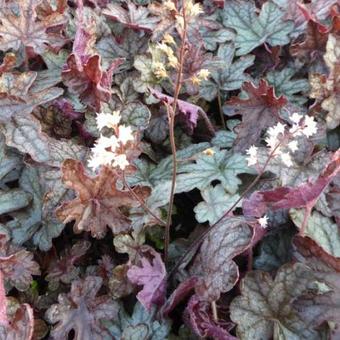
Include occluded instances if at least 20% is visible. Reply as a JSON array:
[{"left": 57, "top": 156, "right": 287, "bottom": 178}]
[
  {"left": 149, "top": 0, "right": 209, "bottom": 85},
  {"left": 88, "top": 111, "right": 135, "bottom": 171},
  {"left": 246, "top": 113, "right": 318, "bottom": 168},
  {"left": 150, "top": 36, "right": 178, "bottom": 80}
]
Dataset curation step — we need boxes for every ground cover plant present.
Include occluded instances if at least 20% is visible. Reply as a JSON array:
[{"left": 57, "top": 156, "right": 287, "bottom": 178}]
[{"left": 0, "top": 0, "right": 339, "bottom": 338}]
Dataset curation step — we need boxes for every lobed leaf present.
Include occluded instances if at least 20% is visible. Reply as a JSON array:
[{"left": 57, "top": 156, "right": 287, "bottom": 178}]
[
  {"left": 191, "top": 217, "right": 253, "bottom": 302},
  {"left": 224, "top": 80, "right": 286, "bottom": 152},
  {"left": 56, "top": 159, "right": 150, "bottom": 238},
  {"left": 46, "top": 276, "right": 119, "bottom": 339},
  {"left": 0, "top": 0, "right": 66, "bottom": 54},
  {"left": 0, "top": 72, "right": 63, "bottom": 122},
  {"left": 230, "top": 263, "right": 320, "bottom": 340},
  {"left": 222, "top": 0, "right": 294, "bottom": 55},
  {"left": 194, "top": 184, "right": 241, "bottom": 224},
  {"left": 290, "top": 209, "right": 340, "bottom": 257},
  {"left": 127, "top": 246, "right": 166, "bottom": 310}
]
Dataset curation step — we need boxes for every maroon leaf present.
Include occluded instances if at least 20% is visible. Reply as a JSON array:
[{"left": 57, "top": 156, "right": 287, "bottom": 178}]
[
  {"left": 224, "top": 79, "right": 286, "bottom": 152},
  {"left": 0, "top": 272, "right": 7, "bottom": 327},
  {"left": 243, "top": 149, "right": 340, "bottom": 218},
  {"left": 46, "top": 240, "right": 91, "bottom": 284},
  {"left": 46, "top": 276, "right": 118, "bottom": 339},
  {"left": 127, "top": 246, "right": 166, "bottom": 310},
  {"left": 161, "top": 277, "right": 198, "bottom": 317},
  {"left": 0, "top": 233, "right": 40, "bottom": 291},
  {"left": 149, "top": 87, "right": 202, "bottom": 133},
  {"left": 62, "top": 55, "right": 124, "bottom": 111},
  {"left": 184, "top": 295, "right": 237, "bottom": 340},
  {"left": 293, "top": 236, "right": 340, "bottom": 272},
  {"left": 191, "top": 217, "right": 253, "bottom": 302},
  {"left": 103, "top": 2, "right": 159, "bottom": 32},
  {"left": 61, "top": 6, "right": 124, "bottom": 111},
  {"left": 293, "top": 236, "right": 340, "bottom": 338}
]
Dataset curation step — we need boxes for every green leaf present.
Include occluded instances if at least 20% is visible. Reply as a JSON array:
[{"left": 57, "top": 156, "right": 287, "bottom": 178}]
[
  {"left": 222, "top": 0, "right": 294, "bottom": 56},
  {"left": 194, "top": 184, "right": 241, "bottom": 224},
  {"left": 133, "top": 55, "right": 157, "bottom": 93},
  {"left": 0, "top": 189, "right": 31, "bottom": 215},
  {"left": 230, "top": 263, "right": 320, "bottom": 340},
  {"left": 266, "top": 68, "right": 310, "bottom": 105},
  {"left": 0, "top": 72, "right": 63, "bottom": 121},
  {"left": 176, "top": 149, "right": 253, "bottom": 194},
  {"left": 290, "top": 209, "right": 340, "bottom": 257},
  {"left": 0, "top": 113, "right": 87, "bottom": 167},
  {"left": 103, "top": 302, "right": 171, "bottom": 340},
  {"left": 145, "top": 111, "right": 168, "bottom": 143},
  {"left": 32, "top": 50, "right": 69, "bottom": 91},
  {"left": 211, "top": 130, "right": 236, "bottom": 149},
  {"left": 120, "top": 102, "right": 151, "bottom": 130},
  {"left": 0, "top": 134, "right": 22, "bottom": 182},
  {"left": 97, "top": 31, "right": 148, "bottom": 70},
  {"left": 199, "top": 43, "right": 254, "bottom": 101},
  {"left": 7, "top": 166, "right": 69, "bottom": 251},
  {"left": 199, "top": 26, "right": 235, "bottom": 51},
  {"left": 128, "top": 142, "right": 210, "bottom": 187}
]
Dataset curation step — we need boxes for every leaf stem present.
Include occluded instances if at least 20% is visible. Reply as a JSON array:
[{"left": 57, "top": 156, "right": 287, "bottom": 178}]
[
  {"left": 122, "top": 173, "right": 166, "bottom": 227},
  {"left": 217, "top": 89, "right": 226, "bottom": 129},
  {"left": 211, "top": 301, "right": 218, "bottom": 322},
  {"left": 164, "top": 5, "right": 188, "bottom": 265}
]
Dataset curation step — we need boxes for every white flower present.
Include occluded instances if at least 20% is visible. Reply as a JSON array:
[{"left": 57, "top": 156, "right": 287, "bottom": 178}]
[
  {"left": 258, "top": 215, "right": 268, "bottom": 228},
  {"left": 168, "top": 54, "right": 179, "bottom": 68},
  {"left": 87, "top": 150, "right": 116, "bottom": 170},
  {"left": 302, "top": 115, "right": 317, "bottom": 137},
  {"left": 266, "top": 122, "right": 286, "bottom": 151},
  {"left": 118, "top": 125, "right": 134, "bottom": 145},
  {"left": 88, "top": 156, "right": 99, "bottom": 171},
  {"left": 94, "top": 135, "right": 119, "bottom": 151},
  {"left": 265, "top": 135, "right": 280, "bottom": 152},
  {"left": 164, "top": 0, "right": 176, "bottom": 11},
  {"left": 288, "top": 140, "right": 298, "bottom": 153},
  {"left": 290, "top": 112, "right": 303, "bottom": 125},
  {"left": 185, "top": 0, "right": 203, "bottom": 17},
  {"left": 96, "top": 111, "right": 121, "bottom": 130},
  {"left": 197, "top": 69, "right": 210, "bottom": 81},
  {"left": 113, "top": 154, "right": 129, "bottom": 170},
  {"left": 163, "top": 33, "right": 176, "bottom": 45},
  {"left": 280, "top": 152, "right": 293, "bottom": 167},
  {"left": 245, "top": 145, "right": 258, "bottom": 166},
  {"left": 268, "top": 122, "right": 286, "bottom": 138}
]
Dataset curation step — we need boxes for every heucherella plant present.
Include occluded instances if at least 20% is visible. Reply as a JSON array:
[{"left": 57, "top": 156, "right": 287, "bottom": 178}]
[{"left": 0, "top": 0, "right": 339, "bottom": 338}]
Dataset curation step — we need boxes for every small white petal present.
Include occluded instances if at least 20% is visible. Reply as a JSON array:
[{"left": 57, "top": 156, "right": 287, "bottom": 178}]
[
  {"left": 96, "top": 111, "right": 121, "bottom": 130},
  {"left": 113, "top": 154, "right": 130, "bottom": 170},
  {"left": 258, "top": 215, "right": 268, "bottom": 228},
  {"left": 302, "top": 116, "right": 317, "bottom": 137},
  {"left": 246, "top": 145, "right": 258, "bottom": 157},
  {"left": 290, "top": 112, "right": 303, "bottom": 125},
  {"left": 288, "top": 140, "right": 298, "bottom": 153},
  {"left": 118, "top": 125, "right": 134, "bottom": 145},
  {"left": 95, "top": 135, "right": 119, "bottom": 151},
  {"left": 280, "top": 152, "right": 293, "bottom": 167}
]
